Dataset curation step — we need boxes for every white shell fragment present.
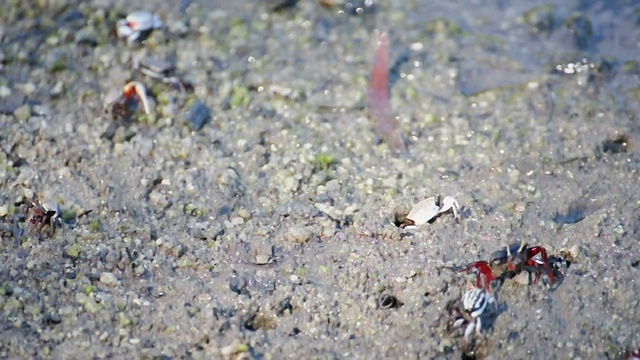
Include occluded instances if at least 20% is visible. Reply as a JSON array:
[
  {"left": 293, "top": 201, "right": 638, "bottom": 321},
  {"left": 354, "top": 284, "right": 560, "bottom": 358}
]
[
  {"left": 116, "top": 11, "right": 164, "bottom": 45},
  {"left": 402, "top": 195, "right": 459, "bottom": 228}
]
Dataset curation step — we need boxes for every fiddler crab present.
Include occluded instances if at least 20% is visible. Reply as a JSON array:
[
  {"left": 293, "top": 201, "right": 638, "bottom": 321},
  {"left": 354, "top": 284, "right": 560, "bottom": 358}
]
[
  {"left": 451, "top": 286, "right": 497, "bottom": 341},
  {"left": 399, "top": 195, "right": 459, "bottom": 228},
  {"left": 116, "top": 11, "right": 164, "bottom": 45},
  {"left": 24, "top": 197, "right": 61, "bottom": 236},
  {"left": 456, "top": 240, "right": 572, "bottom": 292},
  {"left": 105, "top": 81, "right": 151, "bottom": 118}
]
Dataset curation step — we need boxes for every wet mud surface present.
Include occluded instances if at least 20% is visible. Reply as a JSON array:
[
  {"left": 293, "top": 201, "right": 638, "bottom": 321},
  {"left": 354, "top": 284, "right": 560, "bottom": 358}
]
[{"left": 1, "top": 0, "right": 639, "bottom": 358}]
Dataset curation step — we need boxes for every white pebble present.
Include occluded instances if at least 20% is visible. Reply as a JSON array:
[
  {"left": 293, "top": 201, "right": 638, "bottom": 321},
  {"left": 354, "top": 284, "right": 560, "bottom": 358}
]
[{"left": 100, "top": 272, "right": 119, "bottom": 286}]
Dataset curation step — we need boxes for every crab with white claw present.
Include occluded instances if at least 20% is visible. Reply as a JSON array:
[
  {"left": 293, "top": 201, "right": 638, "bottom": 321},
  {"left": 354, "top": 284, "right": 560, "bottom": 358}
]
[
  {"left": 400, "top": 195, "right": 459, "bottom": 228},
  {"left": 452, "top": 286, "right": 497, "bottom": 341},
  {"left": 116, "top": 11, "right": 164, "bottom": 45},
  {"left": 122, "top": 81, "right": 151, "bottom": 115}
]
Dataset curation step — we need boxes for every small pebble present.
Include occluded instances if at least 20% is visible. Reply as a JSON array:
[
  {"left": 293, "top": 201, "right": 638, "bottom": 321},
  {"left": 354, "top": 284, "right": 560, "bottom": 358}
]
[
  {"left": 0, "top": 85, "right": 10, "bottom": 97},
  {"left": 325, "top": 179, "right": 341, "bottom": 193},
  {"left": 513, "top": 271, "right": 530, "bottom": 286},
  {"left": 149, "top": 190, "right": 169, "bottom": 209},
  {"left": 230, "top": 216, "right": 244, "bottom": 226},
  {"left": 66, "top": 244, "right": 82, "bottom": 259},
  {"left": 186, "top": 101, "right": 211, "bottom": 131},
  {"left": 13, "top": 104, "right": 31, "bottom": 121},
  {"left": 0, "top": 92, "right": 26, "bottom": 114},
  {"left": 283, "top": 176, "right": 299, "bottom": 192},
  {"left": 255, "top": 254, "right": 270, "bottom": 265},
  {"left": 21, "top": 82, "right": 36, "bottom": 96},
  {"left": 99, "top": 272, "right": 119, "bottom": 286},
  {"left": 287, "top": 227, "right": 311, "bottom": 244},
  {"left": 50, "top": 81, "right": 64, "bottom": 97},
  {"left": 0, "top": 204, "right": 8, "bottom": 217},
  {"left": 237, "top": 208, "right": 252, "bottom": 220}
]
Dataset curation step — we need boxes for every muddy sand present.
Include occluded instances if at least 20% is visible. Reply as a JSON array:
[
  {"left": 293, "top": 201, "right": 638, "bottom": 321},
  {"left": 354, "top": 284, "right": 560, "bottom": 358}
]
[{"left": 1, "top": 0, "right": 639, "bottom": 359}]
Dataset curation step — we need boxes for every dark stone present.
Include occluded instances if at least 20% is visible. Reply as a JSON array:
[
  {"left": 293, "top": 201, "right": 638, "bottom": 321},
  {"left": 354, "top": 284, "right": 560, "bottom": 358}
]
[
  {"left": 0, "top": 92, "right": 26, "bottom": 114},
  {"left": 523, "top": 5, "right": 555, "bottom": 35},
  {"left": 45, "top": 313, "right": 62, "bottom": 325},
  {"left": 602, "top": 134, "right": 631, "bottom": 154},
  {"left": 186, "top": 101, "right": 211, "bottom": 131},
  {"left": 565, "top": 14, "right": 593, "bottom": 49}
]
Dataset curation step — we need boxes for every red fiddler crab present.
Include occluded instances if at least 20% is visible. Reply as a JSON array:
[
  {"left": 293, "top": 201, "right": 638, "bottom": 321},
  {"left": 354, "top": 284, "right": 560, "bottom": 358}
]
[{"left": 457, "top": 240, "right": 557, "bottom": 292}]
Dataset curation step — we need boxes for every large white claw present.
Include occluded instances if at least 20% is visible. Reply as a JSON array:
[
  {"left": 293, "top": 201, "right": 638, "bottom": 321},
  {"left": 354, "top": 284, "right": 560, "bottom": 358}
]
[
  {"left": 404, "top": 197, "right": 440, "bottom": 227},
  {"left": 403, "top": 195, "right": 460, "bottom": 228}
]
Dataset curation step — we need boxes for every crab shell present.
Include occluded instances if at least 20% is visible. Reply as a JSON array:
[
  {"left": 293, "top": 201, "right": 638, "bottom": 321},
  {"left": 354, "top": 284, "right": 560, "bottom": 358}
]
[
  {"left": 460, "top": 287, "right": 496, "bottom": 340},
  {"left": 462, "top": 287, "right": 491, "bottom": 318}
]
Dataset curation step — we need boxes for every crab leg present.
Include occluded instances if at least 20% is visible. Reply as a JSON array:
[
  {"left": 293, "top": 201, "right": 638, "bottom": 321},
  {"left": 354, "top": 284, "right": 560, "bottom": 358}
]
[
  {"left": 458, "top": 261, "right": 496, "bottom": 292},
  {"left": 526, "top": 246, "right": 555, "bottom": 285}
]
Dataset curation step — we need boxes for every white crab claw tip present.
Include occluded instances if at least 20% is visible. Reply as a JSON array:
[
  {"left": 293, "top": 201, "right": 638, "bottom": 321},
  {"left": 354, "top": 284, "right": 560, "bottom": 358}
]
[
  {"left": 452, "top": 318, "right": 465, "bottom": 328},
  {"left": 464, "top": 322, "right": 475, "bottom": 341}
]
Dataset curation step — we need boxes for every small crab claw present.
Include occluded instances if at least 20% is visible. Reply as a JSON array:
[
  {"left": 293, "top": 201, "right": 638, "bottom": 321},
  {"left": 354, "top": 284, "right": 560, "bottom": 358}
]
[
  {"left": 123, "top": 81, "right": 151, "bottom": 115},
  {"left": 116, "top": 19, "right": 135, "bottom": 39},
  {"left": 437, "top": 195, "right": 460, "bottom": 219},
  {"left": 464, "top": 321, "right": 478, "bottom": 341},
  {"left": 527, "top": 246, "right": 555, "bottom": 285}
]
